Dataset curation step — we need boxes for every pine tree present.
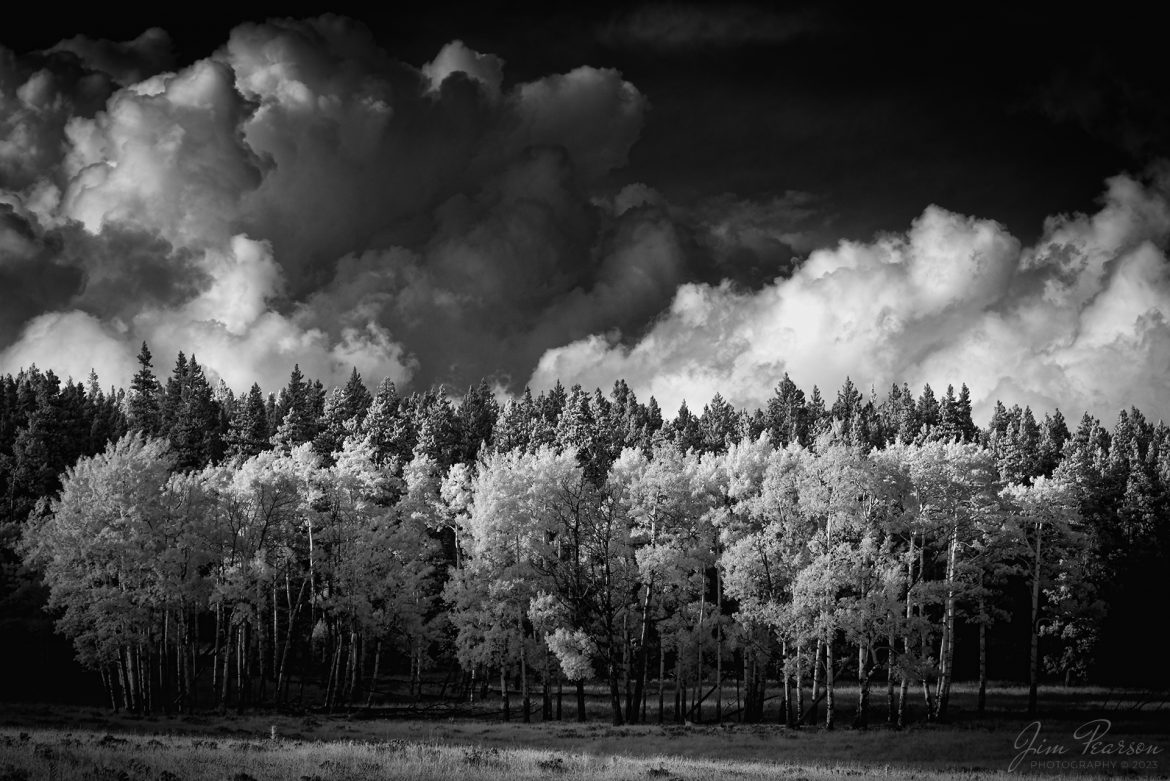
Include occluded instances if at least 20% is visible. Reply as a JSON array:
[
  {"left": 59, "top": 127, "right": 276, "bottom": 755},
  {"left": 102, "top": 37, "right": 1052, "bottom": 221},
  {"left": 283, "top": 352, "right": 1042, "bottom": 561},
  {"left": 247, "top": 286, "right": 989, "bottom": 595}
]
[
  {"left": 699, "top": 393, "right": 740, "bottom": 453},
  {"left": 160, "top": 351, "right": 189, "bottom": 436},
  {"left": 1038, "top": 409, "right": 1070, "bottom": 477},
  {"left": 493, "top": 391, "right": 533, "bottom": 454},
  {"left": 799, "top": 386, "right": 825, "bottom": 444},
  {"left": 363, "top": 378, "right": 401, "bottom": 462},
  {"left": 532, "top": 382, "right": 566, "bottom": 450},
  {"left": 415, "top": 392, "right": 461, "bottom": 469},
  {"left": 765, "top": 373, "right": 807, "bottom": 446},
  {"left": 168, "top": 355, "right": 222, "bottom": 470},
  {"left": 955, "top": 384, "right": 977, "bottom": 441},
  {"left": 127, "top": 342, "right": 162, "bottom": 435},
  {"left": 916, "top": 384, "right": 940, "bottom": 440},
  {"left": 458, "top": 380, "right": 499, "bottom": 463},
  {"left": 272, "top": 365, "right": 318, "bottom": 450},
  {"left": 641, "top": 396, "right": 665, "bottom": 448},
  {"left": 670, "top": 401, "right": 703, "bottom": 453},
  {"left": 226, "top": 383, "right": 271, "bottom": 459},
  {"left": 936, "top": 385, "right": 962, "bottom": 442}
]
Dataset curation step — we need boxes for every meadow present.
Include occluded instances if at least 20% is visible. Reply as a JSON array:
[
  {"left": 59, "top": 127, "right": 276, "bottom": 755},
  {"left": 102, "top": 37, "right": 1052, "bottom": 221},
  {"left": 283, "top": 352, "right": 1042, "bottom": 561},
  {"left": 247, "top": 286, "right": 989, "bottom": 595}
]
[{"left": 1, "top": 684, "right": 1166, "bottom": 780}]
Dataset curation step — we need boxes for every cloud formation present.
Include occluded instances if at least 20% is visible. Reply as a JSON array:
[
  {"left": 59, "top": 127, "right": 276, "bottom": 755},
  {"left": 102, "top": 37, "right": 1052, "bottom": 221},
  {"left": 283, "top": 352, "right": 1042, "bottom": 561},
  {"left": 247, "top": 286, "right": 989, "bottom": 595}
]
[
  {"left": 0, "top": 17, "right": 665, "bottom": 392},
  {"left": 531, "top": 171, "right": 1170, "bottom": 422}
]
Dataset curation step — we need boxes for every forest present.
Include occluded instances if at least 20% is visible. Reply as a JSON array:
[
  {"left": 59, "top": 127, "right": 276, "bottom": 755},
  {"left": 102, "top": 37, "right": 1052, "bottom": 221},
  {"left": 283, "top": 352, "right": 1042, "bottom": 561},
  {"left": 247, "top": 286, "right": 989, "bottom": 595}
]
[{"left": 1, "top": 342, "right": 1167, "bottom": 728}]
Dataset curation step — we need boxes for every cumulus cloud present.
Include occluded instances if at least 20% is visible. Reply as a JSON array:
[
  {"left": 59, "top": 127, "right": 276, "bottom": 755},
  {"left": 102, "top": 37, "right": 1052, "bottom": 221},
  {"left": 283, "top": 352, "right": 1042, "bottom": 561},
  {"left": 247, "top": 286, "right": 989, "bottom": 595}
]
[
  {"left": 531, "top": 172, "right": 1170, "bottom": 423},
  {"left": 0, "top": 16, "right": 656, "bottom": 393},
  {"left": 422, "top": 40, "right": 504, "bottom": 96},
  {"left": 60, "top": 57, "right": 261, "bottom": 247},
  {"left": 46, "top": 28, "right": 175, "bottom": 86}
]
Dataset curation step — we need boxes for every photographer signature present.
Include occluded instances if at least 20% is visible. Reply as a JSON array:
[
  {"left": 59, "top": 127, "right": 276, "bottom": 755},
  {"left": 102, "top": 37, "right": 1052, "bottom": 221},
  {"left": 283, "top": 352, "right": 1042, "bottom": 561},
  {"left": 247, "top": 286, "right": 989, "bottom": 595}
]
[{"left": 1010, "top": 719, "right": 1163, "bottom": 772}]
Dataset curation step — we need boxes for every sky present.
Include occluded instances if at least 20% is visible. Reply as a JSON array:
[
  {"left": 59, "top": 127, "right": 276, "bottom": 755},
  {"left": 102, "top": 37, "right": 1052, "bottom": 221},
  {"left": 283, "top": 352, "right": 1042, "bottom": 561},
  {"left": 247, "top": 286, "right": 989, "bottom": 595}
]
[{"left": 2, "top": 2, "right": 1169, "bottom": 423}]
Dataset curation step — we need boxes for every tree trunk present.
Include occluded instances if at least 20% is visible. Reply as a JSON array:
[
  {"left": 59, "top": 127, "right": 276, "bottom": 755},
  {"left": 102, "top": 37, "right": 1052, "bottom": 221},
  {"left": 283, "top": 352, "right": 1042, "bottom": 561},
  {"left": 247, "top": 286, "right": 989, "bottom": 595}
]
[
  {"left": 277, "top": 577, "right": 307, "bottom": 704},
  {"left": 632, "top": 578, "right": 654, "bottom": 725},
  {"left": 212, "top": 602, "right": 222, "bottom": 699},
  {"left": 824, "top": 634, "right": 835, "bottom": 730},
  {"left": 794, "top": 643, "right": 803, "bottom": 729},
  {"left": 715, "top": 557, "right": 723, "bottom": 724},
  {"left": 854, "top": 643, "right": 871, "bottom": 729},
  {"left": 736, "top": 651, "right": 743, "bottom": 723},
  {"left": 117, "top": 648, "right": 131, "bottom": 712},
  {"left": 576, "top": 679, "right": 586, "bottom": 722},
  {"left": 808, "top": 636, "right": 823, "bottom": 725},
  {"left": 220, "top": 623, "right": 232, "bottom": 714},
  {"left": 542, "top": 647, "right": 552, "bottom": 720},
  {"left": 608, "top": 656, "right": 624, "bottom": 726},
  {"left": 782, "top": 640, "right": 792, "bottom": 727},
  {"left": 367, "top": 639, "right": 382, "bottom": 707},
  {"left": 694, "top": 589, "right": 705, "bottom": 723},
  {"left": 886, "top": 632, "right": 896, "bottom": 725},
  {"left": 500, "top": 665, "right": 510, "bottom": 721},
  {"left": 898, "top": 532, "right": 914, "bottom": 728},
  {"left": 237, "top": 624, "right": 247, "bottom": 714},
  {"left": 658, "top": 641, "right": 666, "bottom": 724},
  {"left": 978, "top": 605, "right": 988, "bottom": 715},
  {"left": 520, "top": 613, "right": 531, "bottom": 723},
  {"left": 935, "top": 528, "right": 958, "bottom": 720},
  {"left": 348, "top": 630, "right": 360, "bottom": 705},
  {"left": 1028, "top": 520, "right": 1043, "bottom": 717}
]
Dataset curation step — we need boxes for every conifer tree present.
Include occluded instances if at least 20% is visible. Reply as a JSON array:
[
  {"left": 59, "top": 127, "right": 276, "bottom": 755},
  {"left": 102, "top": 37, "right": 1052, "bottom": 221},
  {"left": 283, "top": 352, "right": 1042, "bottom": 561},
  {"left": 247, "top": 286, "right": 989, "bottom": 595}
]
[
  {"left": 916, "top": 384, "right": 940, "bottom": 439},
  {"left": 226, "top": 384, "right": 271, "bottom": 459},
  {"left": 492, "top": 391, "right": 533, "bottom": 454},
  {"left": 458, "top": 380, "right": 499, "bottom": 463},
  {"left": 169, "top": 355, "right": 222, "bottom": 470},
  {"left": 699, "top": 393, "right": 741, "bottom": 453},
  {"left": 273, "top": 365, "right": 318, "bottom": 450},
  {"left": 670, "top": 401, "right": 703, "bottom": 453},
  {"left": 127, "top": 342, "right": 162, "bottom": 435}
]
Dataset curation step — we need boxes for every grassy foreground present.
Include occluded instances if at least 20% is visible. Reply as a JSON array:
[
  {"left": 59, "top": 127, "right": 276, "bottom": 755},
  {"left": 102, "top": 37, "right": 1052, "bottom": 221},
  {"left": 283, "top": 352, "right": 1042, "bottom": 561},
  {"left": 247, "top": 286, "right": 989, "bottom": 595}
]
[{"left": 0, "top": 685, "right": 1166, "bottom": 780}]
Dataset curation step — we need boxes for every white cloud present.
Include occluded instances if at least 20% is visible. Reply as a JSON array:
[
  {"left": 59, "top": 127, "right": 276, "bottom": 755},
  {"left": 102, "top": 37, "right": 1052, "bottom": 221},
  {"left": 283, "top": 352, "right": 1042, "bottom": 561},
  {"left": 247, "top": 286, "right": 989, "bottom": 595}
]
[{"left": 531, "top": 173, "right": 1170, "bottom": 423}]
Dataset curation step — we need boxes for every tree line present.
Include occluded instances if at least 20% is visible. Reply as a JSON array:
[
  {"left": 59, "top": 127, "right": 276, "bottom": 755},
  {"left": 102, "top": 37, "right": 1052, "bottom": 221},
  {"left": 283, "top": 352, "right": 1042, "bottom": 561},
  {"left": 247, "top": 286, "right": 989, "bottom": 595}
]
[{"left": 2, "top": 342, "right": 1168, "bottom": 724}]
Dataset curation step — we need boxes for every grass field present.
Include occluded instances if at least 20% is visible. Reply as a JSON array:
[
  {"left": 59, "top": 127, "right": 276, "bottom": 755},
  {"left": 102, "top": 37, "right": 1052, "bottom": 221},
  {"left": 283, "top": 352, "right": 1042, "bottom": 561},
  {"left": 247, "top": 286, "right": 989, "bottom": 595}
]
[{"left": 0, "top": 684, "right": 1166, "bottom": 780}]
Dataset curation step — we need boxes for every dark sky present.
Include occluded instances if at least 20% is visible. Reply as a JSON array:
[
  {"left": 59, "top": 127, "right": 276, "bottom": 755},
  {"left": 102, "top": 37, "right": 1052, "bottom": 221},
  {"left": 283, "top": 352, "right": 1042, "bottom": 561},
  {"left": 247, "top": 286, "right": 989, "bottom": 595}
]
[{"left": 11, "top": 2, "right": 1163, "bottom": 245}]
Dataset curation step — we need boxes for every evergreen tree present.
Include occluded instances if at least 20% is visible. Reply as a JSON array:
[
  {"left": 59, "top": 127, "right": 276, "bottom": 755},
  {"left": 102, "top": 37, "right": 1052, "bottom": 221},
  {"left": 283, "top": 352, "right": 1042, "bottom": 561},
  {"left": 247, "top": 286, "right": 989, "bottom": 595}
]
[
  {"left": 272, "top": 365, "right": 318, "bottom": 450},
  {"left": 955, "top": 384, "right": 977, "bottom": 441},
  {"left": 640, "top": 396, "right": 665, "bottom": 448},
  {"left": 492, "top": 390, "right": 533, "bottom": 454},
  {"left": 1038, "top": 409, "right": 1070, "bottom": 477},
  {"left": 160, "top": 351, "right": 189, "bottom": 436},
  {"left": 127, "top": 342, "right": 162, "bottom": 435},
  {"left": 532, "top": 382, "right": 566, "bottom": 450},
  {"left": 998, "top": 406, "right": 1042, "bottom": 484},
  {"left": 458, "top": 380, "right": 499, "bottom": 463},
  {"left": 699, "top": 393, "right": 741, "bottom": 453},
  {"left": 169, "top": 355, "right": 222, "bottom": 470},
  {"left": 670, "top": 401, "right": 703, "bottom": 453},
  {"left": 363, "top": 378, "right": 401, "bottom": 462},
  {"left": 765, "top": 373, "right": 806, "bottom": 446},
  {"left": 806, "top": 385, "right": 829, "bottom": 441},
  {"left": 226, "top": 383, "right": 271, "bottom": 459},
  {"left": 415, "top": 391, "right": 461, "bottom": 469},
  {"left": 936, "top": 384, "right": 963, "bottom": 442},
  {"left": 916, "top": 383, "right": 940, "bottom": 439}
]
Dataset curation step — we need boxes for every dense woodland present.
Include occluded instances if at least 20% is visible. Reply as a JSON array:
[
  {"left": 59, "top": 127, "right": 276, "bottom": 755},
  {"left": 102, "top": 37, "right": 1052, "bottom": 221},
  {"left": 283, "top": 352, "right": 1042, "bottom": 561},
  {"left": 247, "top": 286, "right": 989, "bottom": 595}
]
[{"left": 2, "top": 343, "right": 1168, "bottom": 726}]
